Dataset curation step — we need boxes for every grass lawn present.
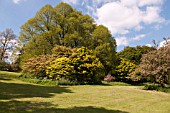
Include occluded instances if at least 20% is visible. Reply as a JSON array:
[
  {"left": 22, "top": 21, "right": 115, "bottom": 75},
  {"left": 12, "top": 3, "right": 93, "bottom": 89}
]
[{"left": 0, "top": 71, "right": 170, "bottom": 113}]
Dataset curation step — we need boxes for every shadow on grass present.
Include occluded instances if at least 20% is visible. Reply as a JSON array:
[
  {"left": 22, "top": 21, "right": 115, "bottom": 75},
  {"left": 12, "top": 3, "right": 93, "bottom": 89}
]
[
  {"left": 0, "top": 100, "right": 129, "bottom": 113},
  {"left": 0, "top": 74, "right": 12, "bottom": 81},
  {"left": 0, "top": 81, "right": 73, "bottom": 100}
]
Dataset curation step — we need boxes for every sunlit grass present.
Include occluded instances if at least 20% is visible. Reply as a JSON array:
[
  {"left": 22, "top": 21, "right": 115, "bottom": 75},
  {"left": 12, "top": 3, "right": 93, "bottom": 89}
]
[{"left": 1, "top": 71, "right": 170, "bottom": 113}]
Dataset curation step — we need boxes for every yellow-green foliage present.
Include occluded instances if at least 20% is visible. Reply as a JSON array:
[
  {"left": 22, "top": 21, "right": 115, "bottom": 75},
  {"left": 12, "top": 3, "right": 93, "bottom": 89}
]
[
  {"left": 116, "top": 58, "right": 136, "bottom": 79},
  {"left": 71, "top": 47, "right": 104, "bottom": 84},
  {"left": 46, "top": 57, "right": 74, "bottom": 80},
  {"left": 46, "top": 47, "right": 104, "bottom": 84}
]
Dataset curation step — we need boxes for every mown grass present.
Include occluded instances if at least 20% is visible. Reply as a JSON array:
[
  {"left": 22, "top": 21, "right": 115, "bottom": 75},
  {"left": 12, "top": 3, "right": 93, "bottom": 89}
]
[{"left": 1, "top": 71, "right": 170, "bottom": 113}]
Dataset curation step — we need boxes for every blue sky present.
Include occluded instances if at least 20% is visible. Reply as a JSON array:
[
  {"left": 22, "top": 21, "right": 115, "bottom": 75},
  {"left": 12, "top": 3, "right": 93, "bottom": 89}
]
[{"left": 0, "top": 0, "right": 170, "bottom": 51}]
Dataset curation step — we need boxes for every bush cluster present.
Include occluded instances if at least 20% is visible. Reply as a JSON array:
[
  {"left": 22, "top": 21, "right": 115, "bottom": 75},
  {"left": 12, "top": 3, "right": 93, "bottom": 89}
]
[{"left": 22, "top": 46, "right": 104, "bottom": 84}]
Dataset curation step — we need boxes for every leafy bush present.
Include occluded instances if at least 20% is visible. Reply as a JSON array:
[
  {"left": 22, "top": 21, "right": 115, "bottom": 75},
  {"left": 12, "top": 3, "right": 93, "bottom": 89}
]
[
  {"left": 46, "top": 57, "right": 75, "bottom": 80},
  {"left": 46, "top": 47, "right": 104, "bottom": 84},
  {"left": 138, "top": 40, "right": 170, "bottom": 87},
  {"left": 144, "top": 83, "right": 160, "bottom": 90},
  {"left": 116, "top": 58, "right": 136, "bottom": 81},
  {"left": 22, "top": 55, "right": 55, "bottom": 78},
  {"left": 70, "top": 47, "right": 104, "bottom": 84}
]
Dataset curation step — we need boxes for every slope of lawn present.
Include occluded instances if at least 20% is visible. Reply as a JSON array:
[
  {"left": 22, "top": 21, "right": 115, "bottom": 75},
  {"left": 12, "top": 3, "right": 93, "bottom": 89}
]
[{"left": 0, "top": 71, "right": 170, "bottom": 113}]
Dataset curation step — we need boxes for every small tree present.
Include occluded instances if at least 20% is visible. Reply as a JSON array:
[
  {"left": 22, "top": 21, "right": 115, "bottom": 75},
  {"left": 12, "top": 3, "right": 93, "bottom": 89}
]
[
  {"left": 0, "top": 28, "right": 17, "bottom": 61},
  {"left": 116, "top": 58, "right": 136, "bottom": 81},
  {"left": 139, "top": 38, "right": 170, "bottom": 87}
]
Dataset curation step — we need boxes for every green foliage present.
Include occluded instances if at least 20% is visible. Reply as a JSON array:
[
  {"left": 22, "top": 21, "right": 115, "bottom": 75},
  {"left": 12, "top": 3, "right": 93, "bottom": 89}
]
[
  {"left": 116, "top": 58, "right": 136, "bottom": 80},
  {"left": 144, "top": 83, "right": 170, "bottom": 92},
  {"left": 46, "top": 57, "right": 74, "bottom": 80},
  {"left": 144, "top": 83, "right": 160, "bottom": 91},
  {"left": 117, "top": 46, "right": 156, "bottom": 64},
  {"left": 19, "top": 78, "right": 58, "bottom": 86},
  {"left": 92, "top": 25, "right": 117, "bottom": 74},
  {"left": 138, "top": 41, "right": 170, "bottom": 87},
  {"left": 19, "top": 3, "right": 117, "bottom": 75},
  {"left": 52, "top": 45, "right": 75, "bottom": 57},
  {"left": 71, "top": 47, "right": 104, "bottom": 84},
  {"left": 19, "top": 2, "right": 96, "bottom": 61}
]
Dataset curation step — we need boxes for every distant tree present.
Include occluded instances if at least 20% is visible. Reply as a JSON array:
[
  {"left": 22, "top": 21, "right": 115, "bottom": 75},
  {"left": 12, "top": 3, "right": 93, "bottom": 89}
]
[
  {"left": 0, "top": 28, "right": 17, "bottom": 61},
  {"left": 117, "top": 46, "right": 156, "bottom": 64}
]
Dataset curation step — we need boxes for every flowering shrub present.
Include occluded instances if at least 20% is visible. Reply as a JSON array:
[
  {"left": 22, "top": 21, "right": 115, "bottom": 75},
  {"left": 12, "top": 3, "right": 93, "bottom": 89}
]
[{"left": 104, "top": 74, "right": 115, "bottom": 82}]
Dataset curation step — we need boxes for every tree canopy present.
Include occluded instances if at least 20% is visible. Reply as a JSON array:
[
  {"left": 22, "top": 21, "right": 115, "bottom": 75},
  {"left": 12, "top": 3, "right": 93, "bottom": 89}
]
[{"left": 117, "top": 46, "right": 156, "bottom": 64}]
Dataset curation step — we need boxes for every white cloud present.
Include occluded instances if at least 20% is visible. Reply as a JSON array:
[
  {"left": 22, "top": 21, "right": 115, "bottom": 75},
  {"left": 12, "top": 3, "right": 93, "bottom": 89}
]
[
  {"left": 63, "top": 0, "right": 79, "bottom": 4},
  {"left": 96, "top": 0, "right": 165, "bottom": 34},
  {"left": 12, "top": 0, "right": 26, "bottom": 4},
  {"left": 142, "top": 6, "right": 165, "bottom": 24},
  {"left": 115, "top": 34, "right": 146, "bottom": 46},
  {"left": 139, "top": 0, "right": 163, "bottom": 7},
  {"left": 62, "top": 0, "right": 165, "bottom": 47},
  {"left": 132, "top": 34, "right": 146, "bottom": 41},
  {"left": 146, "top": 44, "right": 152, "bottom": 47},
  {"left": 115, "top": 37, "right": 129, "bottom": 46}
]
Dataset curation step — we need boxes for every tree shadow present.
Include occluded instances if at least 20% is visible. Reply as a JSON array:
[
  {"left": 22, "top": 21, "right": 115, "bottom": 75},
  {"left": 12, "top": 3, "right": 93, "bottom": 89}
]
[
  {"left": 0, "top": 81, "right": 73, "bottom": 100},
  {"left": 0, "top": 74, "right": 12, "bottom": 81},
  {"left": 0, "top": 100, "right": 129, "bottom": 113}
]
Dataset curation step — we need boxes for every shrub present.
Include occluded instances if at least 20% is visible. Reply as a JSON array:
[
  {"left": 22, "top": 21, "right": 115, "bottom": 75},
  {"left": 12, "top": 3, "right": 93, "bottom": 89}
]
[
  {"left": 144, "top": 83, "right": 160, "bottom": 90},
  {"left": 46, "top": 57, "right": 75, "bottom": 80},
  {"left": 46, "top": 47, "right": 104, "bottom": 84},
  {"left": 116, "top": 58, "right": 136, "bottom": 81},
  {"left": 71, "top": 47, "right": 104, "bottom": 84},
  {"left": 104, "top": 74, "right": 115, "bottom": 82},
  {"left": 22, "top": 55, "right": 55, "bottom": 78},
  {"left": 138, "top": 40, "right": 170, "bottom": 87}
]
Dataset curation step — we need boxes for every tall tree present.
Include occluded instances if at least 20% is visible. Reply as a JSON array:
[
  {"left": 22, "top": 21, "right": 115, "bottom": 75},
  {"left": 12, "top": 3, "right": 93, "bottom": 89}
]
[
  {"left": 0, "top": 28, "right": 16, "bottom": 61},
  {"left": 92, "top": 25, "right": 117, "bottom": 75},
  {"left": 19, "top": 2, "right": 95, "bottom": 61},
  {"left": 19, "top": 2, "right": 117, "bottom": 74}
]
